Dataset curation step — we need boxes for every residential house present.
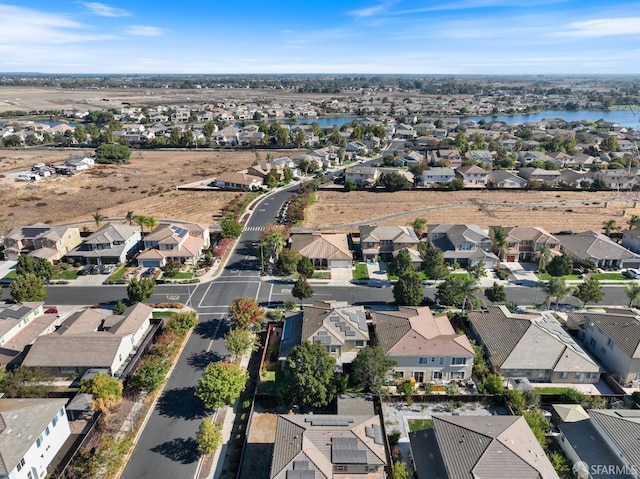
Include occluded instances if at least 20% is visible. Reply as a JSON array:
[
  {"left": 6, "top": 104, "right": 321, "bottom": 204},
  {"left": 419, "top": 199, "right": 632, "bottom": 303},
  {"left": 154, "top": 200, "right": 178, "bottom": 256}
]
[
  {"left": 566, "top": 309, "right": 640, "bottom": 385},
  {"left": 455, "top": 165, "right": 489, "bottom": 187},
  {"left": 4, "top": 224, "right": 82, "bottom": 263},
  {"left": 429, "top": 149, "right": 462, "bottom": 168},
  {"left": 289, "top": 233, "right": 352, "bottom": 269},
  {"left": 465, "top": 149, "right": 493, "bottom": 166},
  {"left": 278, "top": 301, "right": 369, "bottom": 369},
  {"left": 419, "top": 167, "right": 456, "bottom": 187},
  {"left": 487, "top": 170, "right": 528, "bottom": 189},
  {"left": 373, "top": 306, "right": 475, "bottom": 385},
  {"left": 517, "top": 150, "right": 555, "bottom": 165},
  {"left": 359, "top": 225, "right": 420, "bottom": 262},
  {"left": 558, "top": 409, "right": 640, "bottom": 478},
  {"left": 517, "top": 167, "right": 562, "bottom": 186},
  {"left": 214, "top": 171, "right": 263, "bottom": 191},
  {"left": 64, "top": 155, "right": 94, "bottom": 171},
  {"left": 558, "top": 230, "right": 640, "bottom": 269},
  {"left": 66, "top": 223, "right": 141, "bottom": 266},
  {"left": 428, "top": 224, "right": 499, "bottom": 268},
  {"left": 22, "top": 303, "right": 154, "bottom": 377},
  {"left": 468, "top": 306, "right": 601, "bottom": 383},
  {"left": 0, "top": 398, "right": 71, "bottom": 479},
  {"left": 214, "top": 125, "right": 240, "bottom": 145},
  {"left": 558, "top": 169, "right": 593, "bottom": 189},
  {"left": 247, "top": 163, "right": 285, "bottom": 181},
  {"left": 503, "top": 226, "right": 561, "bottom": 263},
  {"left": 345, "top": 166, "right": 379, "bottom": 187},
  {"left": 136, "top": 223, "right": 208, "bottom": 268},
  {"left": 346, "top": 140, "right": 368, "bottom": 154},
  {"left": 410, "top": 415, "right": 560, "bottom": 479},
  {"left": 594, "top": 169, "right": 639, "bottom": 190},
  {"left": 269, "top": 413, "right": 387, "bottom": 479},
  {"left": 622, "top": 229, "right": 640, "bottom": 255}
]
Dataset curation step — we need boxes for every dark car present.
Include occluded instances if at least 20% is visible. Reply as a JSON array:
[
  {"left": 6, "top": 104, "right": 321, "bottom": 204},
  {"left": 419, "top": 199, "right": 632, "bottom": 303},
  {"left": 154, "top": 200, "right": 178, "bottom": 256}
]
[
  {"left": 78, "top": 265, "right": 93, "bottom": 275},
  {"left": 45, "top": 307, "right": 58, "bottom": 314},
  {"left": 89, "top": 265, "right": 100, "bottom": 275}
]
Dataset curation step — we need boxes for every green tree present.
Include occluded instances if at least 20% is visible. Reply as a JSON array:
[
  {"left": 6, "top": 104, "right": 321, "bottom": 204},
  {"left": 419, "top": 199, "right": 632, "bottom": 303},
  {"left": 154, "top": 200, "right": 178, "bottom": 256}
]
[
  {"left": 196, "top": 417, "right": 223, "bottom": 455},
  {"left": 484, "top": 282, "right": 507, "bottom": 303},
  {"left": 166, "top": 310, "right": 198, "bottom": 337},
  {"left": 490, "top": 226, "right": 509, "bottom": 260},
  {"left": 16, "top": 255, "right": 55, "bottom": 280},
  {"left": 468, "top": 260, "right": 487, "bottom": 280},
  {"left": 74, "top": 124, "right": 87, "bottom": 143},
  {"left": 11, "top": 273, "right": 47, "bottom": 303},
  {"left": 281, "top": 341, "right": 336, "bottom": 409},
  {"left": 203, "top": 122, "right": 217, "bottom": 139},
  {"left": 378, "top": 172, "right": 411, "bottom": 191},
  {"left": 602, "top": 218, "right": 620, "bottom": 236},
  {"left": 79, "top": 372, "right": 122, "bottom": 402},
  {"left": 412, "top": 217, "right": 427, "bottom": 236},
  {"left": 392, "top": 271, "right": 423, "bottom": 306},
  {"left": 573, "top": 275, "right": 604, "bottom": 307},
  {"left": 547, "top": 253, "right": 573, "bottom": 277},
  {"left": 0, "top": 367, "right": 54, "bottom": 398},
  {"left": 481, "top": 374, "right": 504, "bottom": 394},
  {"left": 422, "top": 246, "right": 448, "bottom": 280},
  {"left": 95, "top": 144, "right": 131, "bottom": 164},
  {"left": 113, "top": 300, "right": 127, "bottom": 315},
  {"left": 350, "top": 345, "right": 397, "bottom": 393},
  {"left": 283, "top": 165, "right": 294, "bottom": 182},
  {"left": 625, "top": 282, "right": 640, "bottom": 307},
  {"left": 162, "top": 259, "right": 181, "bottom": 278},
  {"left": 224, "top": 327, "right": 258, "bottom": 362},
  {"left": 458, "top": 276, "right": 484, "bottom": 310},
  {"left": 435, "top": 276, "right": 483, "bottom": 309},
  {"left": 130, "top": 356, "right": 170, "bottom": 393},
  {"left": 628, "top": 215, "right": 640, "bottom": 230},
  {"left": 292, "top": 276, "right": 314, "bottom": 304},
  {"left": 537, "top": 245, "right": 552, "bottom": 272},
  {"left": 127, "top": 277, "right": 155, "bottom": 302},
  {"left": 387, "top": 248, "right": 415, "bottom": 278},
  {"left": 297, "top": 256, "right": 314, "bottom": 277},
  {"left": 228, "top": 296, "right": 265, "bottom": 329},
  {"left": 265, "top": 171, "right": 279, "bottom": 188},
  {"left": 392, "top": 461, "right": 410, "bottom": 479},
  {"left": 92, "top": 212, "right": 106, "bottom": 229},
  {"left": 277, "top": 249, "right": 301, "bottom": 275},
  {"left": 544, "top": 277, "right": 571, "bottom": 310},
  {"left": 344, "top": 180, "right": 357, "bottom": 192},
  {"left": 548, "top": 451, "right": 571, "bottom": 478},
  {"left": 125, "top": 210, "right": 135, "bottom": 226},
  {"left": 505, "top": 389, "right": 526, "bottom": 414},
  {"left": 195, "top": 362, "right": 248, "bottom": 410},
  {"left": 600, "top": 135, "right": 619, "bottom": 152},
  {"left": 221, "top": 219, "right": 243, "bottom": 239},
  {"left": 261, "top": 226, "right": 288, "bottom": 261}
]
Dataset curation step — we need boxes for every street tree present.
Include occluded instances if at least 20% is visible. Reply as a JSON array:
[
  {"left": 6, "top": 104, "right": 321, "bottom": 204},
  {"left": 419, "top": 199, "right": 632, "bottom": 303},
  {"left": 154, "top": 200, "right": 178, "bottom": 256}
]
[
  {"left": 224, "top": 327, "right": 258, "bottom": 362},
  {"left": 11, "top": 273, "right": 47, "bottom": 303},
  {"left": 16, "top": 255, "right": 55, "bottom": 280},
  {"left": 292, "top": 276, "right": 314, "bottom": 304},
  {"left": 422, "top": 246, "right": 448, "bottom": 280},
  {"left": 484, "top": 282, "right": 507, "bottom": 303},
  {"left": 625, "top": 282, "right": 640, "bottom": 307},
  {"left": 195, "top": 362, "right": 248, "bottom": 410},
  {"left": 435, "top": 276, "right": 483, "bottom": 310},
  {"left": 387, "top": 248, "right": 414, "bottom": 278},
  {"left": 221, "top": 219, "right": 243, "bottom": 239},
  {"left": 196, "top": 417, "right": 223, "bottom": 455},
  {"left": 392, "top": 271, "right": 424, "bottom": 306},
  {"left": 296, "top": 256, "right": 314, "bottom": 278},
  {"left": 573, "top": 276, "right": 604, "bottom": 307},
  {"left": 276, "top": 249, "right": 301, "bottom": 275},
  {"left": 490, "top": 226, "right": 509, "bottom": 260},
  {"left": 127, "top": 277, "right": 155, "bottom": 302},
  {"left": 281, "top": 341, "right": 336, "bottom": 409},
  {"left": 537, "top": 246, "right": 552, "bottom": 272},
  {"left": 547, "top": 253, "right": 573, "bottom": 277},
  {"left": 544, "top": 277, "right": 571, "bottom": 310},
  {"left": 351, "top": 346, "right": 397, "bottom": 393},
  {"left": 166, "top": 310, "right": 199, "bottom": 337},
  {"left": 130, "top": 356, "right": 170, "bottom": 393},
  {"left": 228, "top": 296, "right": 265, "bottom": 329}
]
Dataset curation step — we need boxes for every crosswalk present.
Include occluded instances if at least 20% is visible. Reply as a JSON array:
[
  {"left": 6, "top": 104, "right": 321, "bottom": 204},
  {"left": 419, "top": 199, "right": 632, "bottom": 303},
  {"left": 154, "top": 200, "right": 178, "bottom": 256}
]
[{"left": 244, "top": 226, "right": 265, "bottom": 232}]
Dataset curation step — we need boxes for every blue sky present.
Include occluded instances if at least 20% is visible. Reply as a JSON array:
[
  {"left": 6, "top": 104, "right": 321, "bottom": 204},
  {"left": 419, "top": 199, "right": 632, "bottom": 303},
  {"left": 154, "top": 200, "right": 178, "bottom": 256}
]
[{"left": 2, "top": 0, "right": 640, "bottom": 74}]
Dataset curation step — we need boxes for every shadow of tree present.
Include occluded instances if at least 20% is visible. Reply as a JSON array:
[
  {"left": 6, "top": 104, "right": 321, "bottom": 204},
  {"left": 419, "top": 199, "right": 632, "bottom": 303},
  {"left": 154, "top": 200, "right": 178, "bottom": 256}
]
[
  {"left": 194, "top": 319, "right": 228, "bottom": 340},
  {"left": 151, "top": 437, "right": 200, "bottom": 464},
  {"left": 186, "top": 350, "right": 223, "bottom": 371},
  {"left": 156, "top": 386, "right": 205, "bottom": 420}
]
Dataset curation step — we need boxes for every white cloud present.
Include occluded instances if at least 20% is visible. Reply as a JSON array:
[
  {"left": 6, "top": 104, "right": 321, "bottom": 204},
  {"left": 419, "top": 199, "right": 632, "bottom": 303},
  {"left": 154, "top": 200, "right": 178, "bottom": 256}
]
[
  {"left": 81, "top": 2, "right": 131, "bottom": 17},
  {"left": 562, "top": 17, "right": 640, "bottom": 37},
  {"left": 125, "top": 25, "right": 166, "bottom": 37}
]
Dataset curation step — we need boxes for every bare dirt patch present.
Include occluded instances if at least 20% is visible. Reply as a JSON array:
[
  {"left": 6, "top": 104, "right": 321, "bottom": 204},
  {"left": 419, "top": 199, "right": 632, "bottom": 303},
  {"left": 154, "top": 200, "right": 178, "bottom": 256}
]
[
  {"left": 304, "top": 189, "right": 640, "bottom": 233},
  {"left": 0, "top": 149, "right": 292, "bottom": 232}
]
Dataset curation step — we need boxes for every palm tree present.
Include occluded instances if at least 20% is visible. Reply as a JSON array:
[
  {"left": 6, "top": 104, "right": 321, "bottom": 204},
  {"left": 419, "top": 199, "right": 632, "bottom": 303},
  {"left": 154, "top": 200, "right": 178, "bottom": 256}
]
[
  {"left": 124, "top": 210, "right": 135, "bottom": 226},
  {"left": 628, "top": 215, "right": 640, "bottom": 230},
  {"left": 624, "top": 282, "right": 640, "bottom": 307},
  {"left": 602, "top": 219, "right": 620, "bottom": 236},
  {"left": 537, "top": 245, "right": 552, "bottom": 272},
  {"left": 490, "top": 226, "right": 509, "bottom": 261},
  {"left": 544, "top": 277, "right": 571, "bottom": 311},
  {"left": 144, "top": 216, "right": 158, "bottom": 232},
  {"left": 92, "top": 212, "right": 106, "bottom": 229},
  {"left": 458, "top": 277, "right": 484, "bottom": 311}
]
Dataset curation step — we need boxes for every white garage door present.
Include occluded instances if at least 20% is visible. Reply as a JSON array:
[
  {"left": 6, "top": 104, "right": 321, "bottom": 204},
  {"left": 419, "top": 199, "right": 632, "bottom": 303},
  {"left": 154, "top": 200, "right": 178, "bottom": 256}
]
[{"left": 330, "top": 260, "right": 351, "bottom": 269}]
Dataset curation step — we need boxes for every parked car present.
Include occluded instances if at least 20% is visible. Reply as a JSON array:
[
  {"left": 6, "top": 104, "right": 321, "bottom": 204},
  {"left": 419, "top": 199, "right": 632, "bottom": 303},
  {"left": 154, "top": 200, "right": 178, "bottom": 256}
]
[
  {"left": 100, "top": 264, "right": 116, "bottom": 274},
  {"left": 89, "top": 265, "right": 100, "bottom": 275},
  {"left": 142, "top": 267, "right": 156, "bottom": 278},
  {"left": 44, "top": 307, "right": 58, "bottom": 314},
  {"left": 624, "top": 268, "right": 640, "bottom": 279},
  {"left": 78, "top": 265, "right": 93, "bottom": 275}
]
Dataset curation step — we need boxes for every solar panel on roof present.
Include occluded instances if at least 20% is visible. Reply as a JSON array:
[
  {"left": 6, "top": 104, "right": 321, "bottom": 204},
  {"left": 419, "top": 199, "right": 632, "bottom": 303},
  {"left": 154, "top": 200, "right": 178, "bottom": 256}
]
[
  {"left": 332, "top": 448, "right": 367, "bottom": 464},
  {"left": 293, "top": 461, "right": 310, "bottom": 470},
  {"left": 345, "top": 330, "right": 356, "bottom": 337},
  {"left": 314, "top": 335, "right": 331, "bottom": 345},
  {"left": 332, "top": 437, "right": 358, "bottom": 448},
  {"left": 305, "top": 417, "right": 354, "bottom": 426},
  {"left": 287, "top": 470, "right": 315, "bottom": 479}
]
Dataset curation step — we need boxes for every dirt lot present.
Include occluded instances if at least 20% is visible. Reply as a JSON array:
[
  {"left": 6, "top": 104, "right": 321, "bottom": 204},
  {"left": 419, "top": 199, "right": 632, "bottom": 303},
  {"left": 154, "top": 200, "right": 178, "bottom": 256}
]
[
  {"left": 304, "top": 188, "right": 640, "bottom": 233},
  {"left": 0, "top": 149, "right": 292, "bottom": 233}
]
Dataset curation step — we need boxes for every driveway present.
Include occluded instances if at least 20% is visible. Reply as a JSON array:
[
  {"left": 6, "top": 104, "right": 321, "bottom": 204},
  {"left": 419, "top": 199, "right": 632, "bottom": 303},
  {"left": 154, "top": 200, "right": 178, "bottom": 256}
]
[
  {"left": 366, "top": 260, "right": 389, "bottom": 284},
  {"left": 502, "top": 262, "right": 539, "bottom": 285}
]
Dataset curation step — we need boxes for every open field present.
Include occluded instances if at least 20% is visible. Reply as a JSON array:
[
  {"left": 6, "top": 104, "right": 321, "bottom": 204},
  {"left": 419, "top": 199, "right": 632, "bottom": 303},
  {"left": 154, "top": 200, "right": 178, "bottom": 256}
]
[
  {"left": 0, "top": 149, "right": 292, "bottom": 233},
  {"left": 304, "top": 189, "right": 640, "bottom": 233}
]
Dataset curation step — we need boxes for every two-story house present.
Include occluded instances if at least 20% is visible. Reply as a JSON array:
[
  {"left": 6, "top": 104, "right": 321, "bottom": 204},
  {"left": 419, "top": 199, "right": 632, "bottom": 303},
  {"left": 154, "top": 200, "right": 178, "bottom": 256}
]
[
  {"left": 487, "top": 170, "right": 528, "bottom": 189},
  {"left": 22, "top": 302, "right": 154, "bottom": 378},
  {"left": 373, "top": 306, "right": 475, "bottom": 385},
  {"left": 566, "top": 309, "right": 640, "bottom": 386},
  {"left": 4, "top": 224, "right": 82, "bottom": 263},
  {"left": 558, "top": 231, "right": 640, "bottom": 269},
  {"left": 456, "top": 165, "right": 489, "bottom": 187},
  {"left": 517, "top": 167, "right": 562, "bottom": 186},
  {"left": 594, "top": 169, "right": 639, "bottom": 190},
  {"left": 66, "top": 223, "right": 141, "bottom": 266},
  {"left": 429, "top": 149, "right": 462, "bottom": 168},
  {"left": 278, "top": 301, "right": 369, "bottom": 369},
  {"left": 0, "top": 398, "right": 71, "bottom": 479},
  {"left": 469, "top": 306, "right": 601, "bottom": 383},
  {"left": 503, "top": 226, "right": 561, "bottom": 263},
  {"left": 428, "top": 224, "right": 499, "bottom": 268},
  {"left": 418, "top": 167, "right": 455, "bottom": 187},
  {"left": 136, "top": 223, "right": 207, "bottom": 268},
  {"left": 359, "top": 225, "right": 420, "bottom": 263},
  {"left": 345, "top": 166, "right": 379, "bottom": 188}
]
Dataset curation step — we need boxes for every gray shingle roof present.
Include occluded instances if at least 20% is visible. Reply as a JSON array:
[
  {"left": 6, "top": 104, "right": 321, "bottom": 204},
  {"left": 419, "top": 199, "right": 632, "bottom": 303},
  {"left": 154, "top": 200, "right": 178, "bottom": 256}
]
[
  {"left": 589, "top": 409, "right": 640, "bottom": 471},
  {"left": 567, "top": 311, "right": 640, "bottom": 358},
  {"left": 559, "top": 231, "right": 639, "bottom": 261}
]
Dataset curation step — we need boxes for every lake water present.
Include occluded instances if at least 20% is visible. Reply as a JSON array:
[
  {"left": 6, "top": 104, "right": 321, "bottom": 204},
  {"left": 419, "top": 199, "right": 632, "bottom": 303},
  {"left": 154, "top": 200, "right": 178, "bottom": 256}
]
[{"left": 468, "top": 109, "right": 640, "bottom": 129}]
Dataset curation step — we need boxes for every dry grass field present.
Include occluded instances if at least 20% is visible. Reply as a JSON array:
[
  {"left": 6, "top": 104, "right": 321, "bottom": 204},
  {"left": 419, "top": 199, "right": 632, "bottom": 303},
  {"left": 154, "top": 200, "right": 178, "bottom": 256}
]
[
  {"left": 304, "top": 188, "right": 640, "bottom": 233},
  {"left": 0, "top": 149, "right": 294, "bottom": 233}
]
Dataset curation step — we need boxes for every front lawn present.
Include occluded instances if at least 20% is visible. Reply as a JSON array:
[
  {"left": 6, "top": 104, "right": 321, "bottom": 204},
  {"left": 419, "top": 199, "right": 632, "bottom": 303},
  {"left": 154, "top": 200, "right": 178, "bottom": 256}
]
[
  {"left": 591, "top": 273, "right": 626, "bottom": 281},
  {"left": 408, "top": 418, "right": 434, "bottom": 432},
  {"left": 536, "top": 273, "right": 582, "bottom": 281},
  {"left": 313, "top": 271, "right": 331, "bottom": 279},
  {"left": 152, "top": 311, "right": 175, "bottom": 318},
  {"left": 353, "top": 262, "right": 369, "bottom": 280},
  {"left": 167, "top": 272, "right": 194, "bottom": 279},
  {"left": 108, "top": 266, "right": 129, "bottom": 281},
  {"left": 54, "top": 270, "right": 78, "bottom": 280},
  {"left": 2, "top": 270, "right": 17, "bottom": 280}
]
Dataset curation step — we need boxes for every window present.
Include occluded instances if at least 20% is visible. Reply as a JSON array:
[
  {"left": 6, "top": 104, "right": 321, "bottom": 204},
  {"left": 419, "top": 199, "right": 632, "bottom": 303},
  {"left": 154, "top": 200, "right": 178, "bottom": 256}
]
[
  {"left": 366, "top": 466, "right": 377, "bottom": 472},
  {"left": 607, "top": 338, "right": 614, "bottom": 350},
  {"left": 413, "top": 371, "right": 425, "bottom": 383},
  {"left": 438, "top": 357, "right": 445, "bottom": 365},
  {"left": 336, "top": 465, "right": 347, "bottom": 472},
  {"left": 418, "top": 357, "right": 428, "bottom": 364},
  {"left": 355, "top": 340, "right": 365, "bottom": 348},
  {"left": 560, "top": 371, "right": 568, "bottom": 379},
  {"left": 45, "top": 426, "right": 50, "bottom": 436},
  {"left": 17, "top": 458, "right": 25, "bottom": 472},
  {"left": 27, "top": 471, "right": 33, "bottom": 479},
  {"left": 432, "top": 371, "right": 443, "bottom": 380},
  {"left": 451, "top": 357, "right": 467, "bottom": 365},
  {"left": 460, "top": 243, "right": 471, "bottom": 251},
  {"left": 394, "top": 371, "right": 405, "bottom": 379},
  {"left": 431, "top": 357, "right": 436, "bottom": 363},
  {"left": 53, "top": 415, "right": 58, "bottom": 427},
  {"left": 36, "top": 435, "right": 43, "bottom": 448}
]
